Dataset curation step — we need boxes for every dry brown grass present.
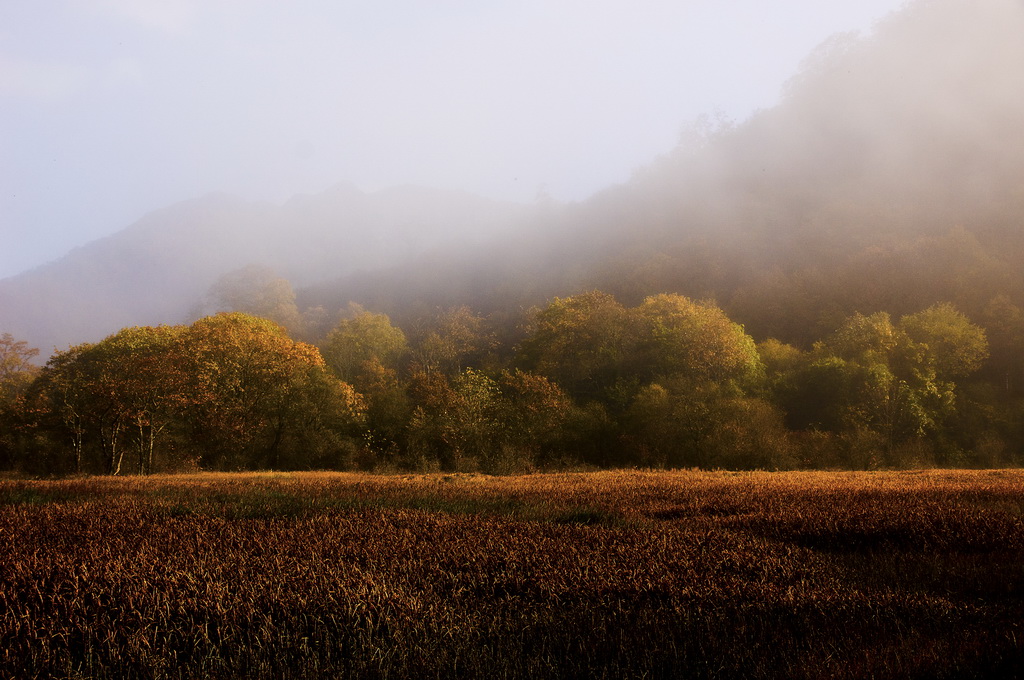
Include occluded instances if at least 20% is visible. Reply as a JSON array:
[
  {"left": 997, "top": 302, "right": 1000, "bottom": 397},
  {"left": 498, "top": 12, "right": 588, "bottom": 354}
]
[{"left": 1, "top": 469, "right": 1022, "bottom": 678}]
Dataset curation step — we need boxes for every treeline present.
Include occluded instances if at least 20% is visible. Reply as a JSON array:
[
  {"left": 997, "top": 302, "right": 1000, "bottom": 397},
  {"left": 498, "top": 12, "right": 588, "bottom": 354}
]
[{"left": 1, "top": 288, "right": 1017, "bottom": 475}]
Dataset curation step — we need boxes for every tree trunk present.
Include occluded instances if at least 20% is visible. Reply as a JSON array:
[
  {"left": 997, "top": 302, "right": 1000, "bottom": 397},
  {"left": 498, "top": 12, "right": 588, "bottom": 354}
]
[
  {"left": 70, "top": 425, "right": 83, "bottom": 474},
  {"left": 137, "top": 419, "right": 147, "bottom": 475},
  {"left": 146, "top": 422, "right": 159, "bottom": 475},
  {"left": 102, "top": 419, "right": 124, "bottom": 475}
]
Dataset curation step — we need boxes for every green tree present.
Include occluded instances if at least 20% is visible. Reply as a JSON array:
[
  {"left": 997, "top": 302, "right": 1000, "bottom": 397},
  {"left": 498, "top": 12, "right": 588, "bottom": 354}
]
[
  {"left": 817, "top": 312, "right": 942, "bottom": 447},
  {"left": 322, "top": 306, "right": 408, "bottom": 383},
  {"left": 627, "top": 379, "right": 792, "bottom": 470},
  {"left": 775, "top": 356, "right": 861, "bottom": 433},
  {"left": 900, "top": 303, "right": 988, "bottom": 380},
  {"left": 405, "top": 368, "right": 461, "bottom": 470},
  {"left": 28, "top": 343, "right": 108, "bottom": 474},
  {"left": 636, "top": 293, "right": 762, "bottom": 385},
  {"left": 349, "top": 356, "right": 412, "bottom": 467},
  {"left": 406, "top": 366, "right": 574, "bottom": 473},
  {"left": 517, "top": 291, "right": 634, "bottom": 401},
  {"left": 519, "top": 291, "right": 761, "bottom": 403},
  {"left": 822, "top": 311, "right": 905, "bottom": 366},
  {"left": 406, "top": 368, "right": 502, "bottom": 471},
  {"left": 784, "top": 307, "right": 987, "bottom": 461}
]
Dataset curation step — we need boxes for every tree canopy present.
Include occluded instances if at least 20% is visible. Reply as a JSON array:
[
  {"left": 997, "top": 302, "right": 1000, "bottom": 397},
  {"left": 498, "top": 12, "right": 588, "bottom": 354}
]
[
  {"left": 19, "top": 314, "right": 362, "bottom": 474},
  {"left": 0, "top": 289, "right": 1016, "bottom": 474}
]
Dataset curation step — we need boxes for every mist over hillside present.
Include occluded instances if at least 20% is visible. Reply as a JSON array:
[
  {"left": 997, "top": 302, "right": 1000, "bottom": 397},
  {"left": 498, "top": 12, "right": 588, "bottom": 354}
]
[
  {"left": 301, "top": 0, "right": 1024, "bottom": 344},
  {"left": 0, "top": 186, "right": 527, "bottom": 352},
  {"left": 3, "top": 0, "right": 1023, "bottom": 357}
]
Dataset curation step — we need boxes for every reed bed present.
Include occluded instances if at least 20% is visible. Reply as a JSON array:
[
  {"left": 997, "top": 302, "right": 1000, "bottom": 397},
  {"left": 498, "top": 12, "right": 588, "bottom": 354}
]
[{"left": 1, "top": 469, "right": 1022, "bottom": 678}]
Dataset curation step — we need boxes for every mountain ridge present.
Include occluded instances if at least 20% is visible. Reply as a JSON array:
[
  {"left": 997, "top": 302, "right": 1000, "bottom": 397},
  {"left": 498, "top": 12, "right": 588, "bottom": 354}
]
[{"left": 0, "top": 185, "right": 529, "bottom": 352}]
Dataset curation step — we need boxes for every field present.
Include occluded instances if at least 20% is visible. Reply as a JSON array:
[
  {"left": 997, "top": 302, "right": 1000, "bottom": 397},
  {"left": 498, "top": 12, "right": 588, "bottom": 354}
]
[{"left": 1, "top": 470, "right": 1022, "bottom": 679}]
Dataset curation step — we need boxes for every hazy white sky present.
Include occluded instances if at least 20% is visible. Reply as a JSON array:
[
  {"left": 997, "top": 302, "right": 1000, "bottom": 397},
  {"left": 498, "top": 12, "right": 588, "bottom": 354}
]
[{"left": 1, "top": 0, "right": 905, "bottom": 278}]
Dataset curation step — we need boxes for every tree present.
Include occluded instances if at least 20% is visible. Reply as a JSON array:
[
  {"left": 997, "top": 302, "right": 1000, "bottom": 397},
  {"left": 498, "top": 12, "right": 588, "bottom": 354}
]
[
  {"left": 350, "top": 357, "right": 411, "bottom": 466},
  {"left": 627, "top": 379, "right": 792, "bottom": 470},
  {"left": 516, "top": 291, "right": 634, "bottom": 401},
  {"left": 23, "top": 313, "right": 364, "bottom": 474},
  {"left": 900, "top": 302, "right": 988, "bottom": 380},
  {"left": 322, "top": 306, "right": 408, "bottom": 383},
  {"left": 635, "top": 293, "right": 762, "bottom": 385},
  {"left": 0, "top": 334, "right": 39, "bottom": 402},
  {"left": 410, "top": 306, "right": 495, "bottom": 375},
  {"left": 785, "top": 307, "right": 987, "bottom": 459},
  {"left": 25, "top": 330, "right": 191, "bottom": 475},
  {"left": 518, "top": 291, "right": 762, "bottom": 405},
  {"left": 775, "top": 356, "right": 861, "bottom": 433},
  {"left": 494, "top": 369, "right": 573, "bottom": 465},
  {"left": 0, "top": 334, "right": 40, "bottom": 470},
  {"left": 95, "top": 325, "right": 189, "bottom": 474},
  {"left": 281, "top": 356, "right": 367, "bottom": 470},
  {"left": 27, "top": 344, "right": 103, "bottom": 474},
  {"left": 182, "top": 313, "right": 364, "bottom": 470},
  {"left": 816, "top": 312, "right": 938, "bottom": 446},
  {"left": 980, "top": 294, "right": 1024, "bottom": 395},
  {"left": 405, "top": 368, "right": 462, "bottom": 470},
  {"left": 406, "top": 366, "right": 574, "bottom": 473},
  {"left": 821, "top": 311, "right": 905, "bottom": 366},
  {"left": 200, "top": 264, "right": 303, "bottom": 333}
]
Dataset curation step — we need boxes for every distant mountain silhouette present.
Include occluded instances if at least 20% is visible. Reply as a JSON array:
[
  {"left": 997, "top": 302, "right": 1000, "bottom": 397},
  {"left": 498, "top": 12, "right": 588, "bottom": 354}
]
[{"left": 0, "top": 185, "right": 527, "bottom": 353}]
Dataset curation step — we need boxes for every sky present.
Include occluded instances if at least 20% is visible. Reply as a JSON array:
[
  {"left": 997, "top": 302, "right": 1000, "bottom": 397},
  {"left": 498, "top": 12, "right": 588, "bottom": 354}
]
[{"left": 1, "top": 0, "right": 907, "bottom": 279}]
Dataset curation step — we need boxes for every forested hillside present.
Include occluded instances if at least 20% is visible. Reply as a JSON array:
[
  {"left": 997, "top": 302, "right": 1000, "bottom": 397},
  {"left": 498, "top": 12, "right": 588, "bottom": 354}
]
[
  {"left": 3, "top": 0, "right": 1024, "bottom": 475},
  {"left": 304, "top": 0, "right": 1024, "bottom": 344}
]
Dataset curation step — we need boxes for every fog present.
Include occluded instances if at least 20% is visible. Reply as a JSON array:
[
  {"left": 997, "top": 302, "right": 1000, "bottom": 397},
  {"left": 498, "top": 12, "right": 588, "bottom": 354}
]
[
  {"left": 1, "top": 1, "right": 903, "bottom": 279},
  {"left": 287, "top": 0, "right": 1024, "bottom": 343},
  {"left": 7, "top": 0, "right": 1024, "bottom": 477}
]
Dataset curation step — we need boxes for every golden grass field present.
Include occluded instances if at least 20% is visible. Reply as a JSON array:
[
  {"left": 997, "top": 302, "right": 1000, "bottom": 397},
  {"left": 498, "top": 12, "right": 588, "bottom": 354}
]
[{"left": 2, "top": 469, "right": 1022, "bottom": 679}]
